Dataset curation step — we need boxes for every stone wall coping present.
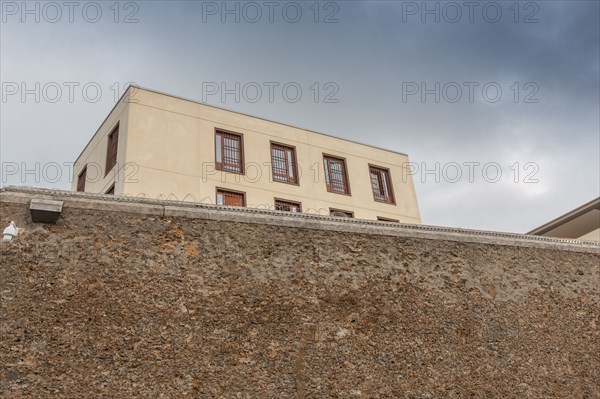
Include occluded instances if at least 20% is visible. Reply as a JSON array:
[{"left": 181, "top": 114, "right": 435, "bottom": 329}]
[{"left": 2, "top": 186, "right": 599, "bottom": 253}]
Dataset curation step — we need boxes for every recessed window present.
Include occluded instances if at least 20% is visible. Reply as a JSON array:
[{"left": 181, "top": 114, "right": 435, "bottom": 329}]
[
  {"left": 215, "top": 130, "right": 244, "bottom": 174},
  {"left": 77, "top": 166, "right": 87, "bottom": 192},
  {"left": 323, "top": 155, "right": 350, "bottom": 195},
  {"left": 377, "top": 216, "right": 399, "bottom": 222},
  {"left": 370, "top": 165, "right": 395, "bottom": 204},
  {"left": 275, "top": 199, "right": 302, "bottom": 213},
  {"left": 105, "top": 124, "right": 119, "bottom": 176},
  {"left": 105, "top": 184, "right": 115, "bottom": 195},
  {"left": 271, "top": 143, "right": 298, "bottom": 184},
  {"left": 329, "top": 208, "right": 354, "bottom": 218},
  {"left": 216, "top": 188, "right": 246, "bottom": 207}
]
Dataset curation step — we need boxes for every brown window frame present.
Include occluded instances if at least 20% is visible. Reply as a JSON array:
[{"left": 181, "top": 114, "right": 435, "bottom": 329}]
[
  {"left": 216, "top": 187, "right": 246, "bottom": 207},
  {"left": 329, "top": 208, "right": 354, "bottom": 218},
  {"left": 215, "top": 129, "right": 244, "bottom": 174},
  {"left": 77, "top": 165, "right": 87, "bottom": 192},
  {"left": 274, "top": 198, "right": 302, "bottom": 213},
  {"left": 323, "top": 154, "right": 351, "bottom": 195},
  {"left": 377, "top": 216, "right": 399, "bottom": 223},
  {"left": 369, "top": 164, "right": 395, "bottom": 204},
  {"left": 270, "top": 142, "right": 299, "bottom": 185},
  {"left": 105, "top": 184, "right": 115, "bottom": 195},
  {"left": 105, "top": 124, "right": 119, "bottom": 176}
]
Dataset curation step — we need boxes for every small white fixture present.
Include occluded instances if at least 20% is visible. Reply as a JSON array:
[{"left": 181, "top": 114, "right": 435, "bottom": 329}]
[{"left": 2, "top": 221, "right": 18, "bottom": 243}]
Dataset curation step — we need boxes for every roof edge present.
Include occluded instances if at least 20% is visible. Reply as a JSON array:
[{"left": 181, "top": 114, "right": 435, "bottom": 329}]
[
  {"left": 72, "top": 85, "right": 132, "bottom": 165},
  {"left": 527, "top": 197, "right": 600, "bottom": 235}
]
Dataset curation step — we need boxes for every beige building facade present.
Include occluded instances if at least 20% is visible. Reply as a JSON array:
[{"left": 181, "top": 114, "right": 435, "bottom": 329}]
[{"left": 71, "top": 86, "right": 421, "bottom": 223}]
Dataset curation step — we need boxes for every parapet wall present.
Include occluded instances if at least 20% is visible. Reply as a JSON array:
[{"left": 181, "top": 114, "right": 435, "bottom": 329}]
[{"left": 1, "top": 187, "right": 598, "bottom": 398}]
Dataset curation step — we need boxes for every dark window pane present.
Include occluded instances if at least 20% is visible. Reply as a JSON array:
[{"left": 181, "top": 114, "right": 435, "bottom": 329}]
[
  {"left": 105, "top": 124, "right": 119, "bottom": 176},
  {"left": 77, "top": 166, "right": 87, "bottom": 192}
]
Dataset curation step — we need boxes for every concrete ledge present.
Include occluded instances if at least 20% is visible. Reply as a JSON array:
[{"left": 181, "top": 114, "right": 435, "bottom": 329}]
[
  {"left": 2, "top": 186, "right": 599, "bottom": 253},
  {"left": 64, "top": 195, "right": 164, "bottom": 216}
]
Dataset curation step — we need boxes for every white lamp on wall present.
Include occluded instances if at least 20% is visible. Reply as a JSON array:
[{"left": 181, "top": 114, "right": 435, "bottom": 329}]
[{"left": 2, "top": 221, "right": 18, "bottom": 243}]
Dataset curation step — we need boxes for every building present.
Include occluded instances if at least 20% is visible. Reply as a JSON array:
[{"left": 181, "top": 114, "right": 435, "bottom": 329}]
[
  {"left": 528, "top": 197, "right": 600, "bottom": 242},
  {"left": 71, "top": 86, "right": 421, "bottom": 223}
]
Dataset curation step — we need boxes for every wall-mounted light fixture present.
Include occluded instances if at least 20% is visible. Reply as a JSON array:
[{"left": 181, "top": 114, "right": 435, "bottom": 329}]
[{"left": 2, "top": 221, "right": 18, "bottom": 243}]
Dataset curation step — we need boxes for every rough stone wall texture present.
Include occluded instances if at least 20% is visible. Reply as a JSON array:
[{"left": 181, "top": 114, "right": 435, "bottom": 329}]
[{"left": 1, "top": 194, "right": 599, "bottom": 399}]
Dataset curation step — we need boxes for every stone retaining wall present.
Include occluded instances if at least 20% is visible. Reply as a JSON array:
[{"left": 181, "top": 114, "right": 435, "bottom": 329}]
[{"left": 1, "top": 188, "right": 598, "bottom": 398}]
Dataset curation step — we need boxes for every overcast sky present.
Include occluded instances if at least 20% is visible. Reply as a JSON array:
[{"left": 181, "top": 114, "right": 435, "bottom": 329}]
[{"left": 1, "top": 0, "right": 598, "bottom": 233}]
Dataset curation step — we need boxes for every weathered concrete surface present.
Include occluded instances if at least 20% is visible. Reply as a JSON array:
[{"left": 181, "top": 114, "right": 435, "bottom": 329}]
[{"left": 1, "top": 190, "right": 599, "bottom": 398}]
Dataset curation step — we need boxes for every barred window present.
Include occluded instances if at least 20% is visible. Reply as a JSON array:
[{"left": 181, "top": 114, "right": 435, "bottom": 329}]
[
  {"left": 216, "top": 188, "right": 246, "bottom": 207},
  {"left": 330, "top": 208, "right": 354, "bottom": 218},
  {"left": 323, "top": 155, "right": 350, "bottom": 195},
  {"left": 370, "top": 165, "right": 394, "bottom": 204},
  {"left": 77, "top": 166, "right": 87, "bottom": 192},
  {"left": 105, "top": 124, "right": 119, "bottom": 176},
  {"left": 215, "top": 130, "right": 243, "bottom": 174},
  {"left": 275, "top": 199, "right": 302, "bottom": 213},
  {"left": 271, "top": 143, "right": 298, "bottom": 184}
]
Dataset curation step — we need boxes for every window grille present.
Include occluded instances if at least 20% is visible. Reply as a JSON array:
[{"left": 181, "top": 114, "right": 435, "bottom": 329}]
[
  {"left": 324, "top": 155, "right": 350, "bottom": 194},
  {"left": 370, "top": 165, "right": 394, "bottom": 204},
  {"left": 216, "top": 130, "right": 243, "bottom": 174},
  {"left": 275, "top": 199, "right": 302, "bottom": 213},
  {"left": 216, "top": 189, "right": 246, "bottom": 207},
  {"left": 271, "top": 143, "right": 298, "bottom": 184}
]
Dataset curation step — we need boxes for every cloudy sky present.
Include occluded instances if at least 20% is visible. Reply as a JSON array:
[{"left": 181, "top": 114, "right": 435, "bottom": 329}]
[{"left": 1, "top": 0, "right": 598, "bottom": 233}]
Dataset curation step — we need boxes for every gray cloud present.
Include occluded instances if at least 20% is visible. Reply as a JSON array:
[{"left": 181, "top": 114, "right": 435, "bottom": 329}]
[{"left": 1, "top": 0, "right": 598, "bottom": 233}]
